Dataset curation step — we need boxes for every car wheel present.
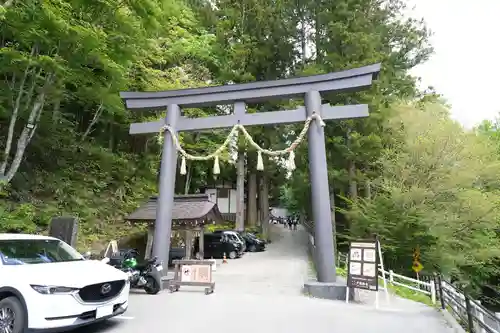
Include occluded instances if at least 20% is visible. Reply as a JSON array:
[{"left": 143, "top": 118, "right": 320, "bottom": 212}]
[
  {"left": 248, "top": 245, "right": 257, "bottom": 252},
  {"left": 228, "top": 251, "right": 237, "bottom": 259},
  {"left": 0, "top": 296, "right": 25, "bottom": 333},
  {"left": 144, "top": 276, "right": 161, "bottom": 295}
]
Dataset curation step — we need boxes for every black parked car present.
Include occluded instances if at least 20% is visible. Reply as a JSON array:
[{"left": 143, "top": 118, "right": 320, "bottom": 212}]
[
  {"left": 211, "top": 230, "right": 247, "bottom": 252},
  {"left": 241, "top": 232, "right": 266, "bottom": 252},
  {"left": 193, "top": 233, "right": 244, "bottom": 259},
  {"left": 169, "top": 247, "right": 185, "bottom": 266}
]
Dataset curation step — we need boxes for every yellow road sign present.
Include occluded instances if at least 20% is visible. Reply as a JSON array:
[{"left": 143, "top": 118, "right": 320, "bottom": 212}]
[
  {"left": 413, "top": 247, "right": 420, "bottom": 260},
  {"left": 412, "top": 261, "right": 423, "bottom": 273}
]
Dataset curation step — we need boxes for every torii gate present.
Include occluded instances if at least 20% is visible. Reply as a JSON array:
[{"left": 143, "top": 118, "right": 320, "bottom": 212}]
[{"left": 120, "top": 63, "right": 381, "bottom": 293}]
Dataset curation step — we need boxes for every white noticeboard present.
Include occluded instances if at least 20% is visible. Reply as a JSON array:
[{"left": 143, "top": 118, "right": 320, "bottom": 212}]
[
  {"left": 181, "top": 265, "right": 192, "bottom": 282},
  {"left": 349, "top": 262, "right": 362, "bottom": 275},
  {"left": 363, "top": 249, "right": 376, "bottom": 262},
  {"left": 363, "top": 263, "right": 377, "bottom": 277},
  {"left": 350, "top": 248, "right": 362, "bottom": 261}
]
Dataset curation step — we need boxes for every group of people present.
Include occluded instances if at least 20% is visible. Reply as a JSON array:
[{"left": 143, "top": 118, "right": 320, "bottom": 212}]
[{"left": 271, "top": 216, "right": 299, "bottom": 230}]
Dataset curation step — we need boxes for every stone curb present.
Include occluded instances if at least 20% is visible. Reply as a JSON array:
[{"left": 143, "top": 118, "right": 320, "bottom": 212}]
[{"left": 440, "top": 309, "right": 466, "bottom": 333}]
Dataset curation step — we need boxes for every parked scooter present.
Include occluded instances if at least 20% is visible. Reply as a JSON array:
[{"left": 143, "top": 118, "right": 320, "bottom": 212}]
[{"left": 105, "top": 249, "right": 163, "bottom": 295}]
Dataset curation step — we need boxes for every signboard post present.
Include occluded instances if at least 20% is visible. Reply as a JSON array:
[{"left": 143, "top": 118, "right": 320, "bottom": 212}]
[
  {"left": 346, "top": 239, "right": 388, "bottom": 307},
  {"left": 412, "top": 246, "right": 423, "bottom": 280},
  {"left": 377, "top": 237, "right": 390, "bottom": 305}
]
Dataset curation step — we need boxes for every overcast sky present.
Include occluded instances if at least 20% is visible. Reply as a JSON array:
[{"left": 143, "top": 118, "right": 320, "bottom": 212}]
[{"left": 407, "top": 0, "right": 500, "bottom": 128}]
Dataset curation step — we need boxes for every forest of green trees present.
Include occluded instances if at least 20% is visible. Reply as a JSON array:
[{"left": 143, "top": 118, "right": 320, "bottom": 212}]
[{"left": 1, "top": 0, "right": 500, "bottom": 296}]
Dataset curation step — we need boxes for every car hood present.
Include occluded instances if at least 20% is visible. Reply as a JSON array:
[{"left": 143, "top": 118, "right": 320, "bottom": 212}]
[
  {"left": 9, "top": 260, "right": 127, "bottom": 288},
  {"left": 248, "top": 238, "right": 263, "bottom": 244}
]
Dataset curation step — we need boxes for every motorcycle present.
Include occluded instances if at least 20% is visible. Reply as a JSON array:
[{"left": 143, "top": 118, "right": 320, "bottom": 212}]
[{"left": 105, "top": 249, "right": 163, "bottom": 295}]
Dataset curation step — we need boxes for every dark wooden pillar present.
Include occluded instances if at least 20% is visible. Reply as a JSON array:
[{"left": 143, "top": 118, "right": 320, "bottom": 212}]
[
  {"left": 185, "top": 230, "right": 193, "bottom": 259},
  {"left": 145, "top": 224, "right": 154, "bottom": 259},
  {"left": 199, "top": 227, "right": 205, "bottom": 259}
]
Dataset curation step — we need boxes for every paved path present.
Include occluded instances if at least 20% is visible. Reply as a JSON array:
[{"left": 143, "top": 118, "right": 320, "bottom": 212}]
[
  {"left": 212, "top": 223, "right": 310, "bottom": 296},
  {"left": 81, "top": 225, "right": 455, "bottom": 333}
]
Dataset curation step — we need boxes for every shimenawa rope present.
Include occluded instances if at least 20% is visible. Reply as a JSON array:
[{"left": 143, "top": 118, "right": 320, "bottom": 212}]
[{"left": 157, "top": 113, "right": 326, "bottom": 175}]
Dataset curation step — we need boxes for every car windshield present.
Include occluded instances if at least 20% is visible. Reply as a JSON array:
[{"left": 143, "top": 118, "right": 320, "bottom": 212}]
[
  {"left": 227, "top": 234, "right": 240, "bottom": 242},
  {"left": 234, "top": 233, "right": 245, "bottom": 243},
  {"left": 0, "top": 239, "right": 84, "bottom": 265},
  {"left": 245, "top": 233, "right": 258, "bottom": 239}
]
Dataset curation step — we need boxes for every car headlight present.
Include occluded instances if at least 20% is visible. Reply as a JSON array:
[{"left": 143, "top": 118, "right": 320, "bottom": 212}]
[{"left": 30, "top": 285, "right": 79, "bottom": 295}]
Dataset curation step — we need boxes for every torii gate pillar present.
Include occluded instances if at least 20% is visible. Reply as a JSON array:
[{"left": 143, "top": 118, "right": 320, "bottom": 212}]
[
  {"left": 305, "top": 91, "right": 336, "bottom": 282},
  {"left": 154, "top": 104, "right": 180, "bottom": 263}
]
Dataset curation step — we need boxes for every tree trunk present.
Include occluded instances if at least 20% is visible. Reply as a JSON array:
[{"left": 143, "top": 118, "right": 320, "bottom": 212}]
[
  {"left": 0, "top": 62, "right": 30, "bottom": 176},
  {"left": 81, "top": 102, "right": 104, "bottom": 142},
  {"left": 182, "top": 133, "right": 200, "bottom": 195},
  {"left": 348, "top": 161, "right": 358, "bottom": 200},
  {"left": 1, "top": 0, "right": 15, "bottom": 9},
  {"left": 259, "top": 174, "right": 270, "bottom": 241},
  {"left": 184, "top": 163, "right": 192, "bottom": 195},
  {"left": 314, "top": 1, "right": 322, "bottom": 63},
  {"left": 108, "top": 122, "right": 114, "bottom": 151},
  {"left": 299, "top": 5, "right": 307, "bottom": 65},
  {"left": 51, "top": 98, "right": 61, "bottom": 129},
  {"left": 246, "top": 171, "right": 257, "bottom": 227},
  {"left": 257, "top": 178, "right": 261, "bottom": 227},
  {"left": 235, "top": 152, "right": 245, "bottom": 231},
  {"left": 346, "top": 127, "right": 358, "bottom": 200},
  {"left": 4, "top": 75, "right": 52, "bottom": 183},
  {"left": 258, "top": 175, "right": 263, "bottom": 227},
  {"left": 365, "top": 180, "right": 372, "bottom": 200}
]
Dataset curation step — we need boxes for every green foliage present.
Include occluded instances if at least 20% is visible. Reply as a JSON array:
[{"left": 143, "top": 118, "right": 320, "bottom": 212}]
[
  {"left": 477, "top": 119, "right": 500, "bottom": 157},
  {"left": 280, "top": 0, "right": 432, "bottom": 226},
  {"left": 205, "top": 222, "right": 235, "bottom": 233},
  {"left": 245, "top": 226, "right": 262, "bottom": 238},
  {"left": 0, "top": 204, "right": 38, "bottom": 233},
  {"left": 347, "top": 102, "right": 500, "bottom": 291},
  {"left": 204, "top": 222, "right": 262, "bottom": 238},
  {"left": 0, "top": 0, "right": 218, "bottom": 248}
]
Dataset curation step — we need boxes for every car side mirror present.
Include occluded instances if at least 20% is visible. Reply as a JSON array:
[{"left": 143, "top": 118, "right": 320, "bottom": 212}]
[{"left": 82, "top": 251, "right": 91, "bottom": 260}]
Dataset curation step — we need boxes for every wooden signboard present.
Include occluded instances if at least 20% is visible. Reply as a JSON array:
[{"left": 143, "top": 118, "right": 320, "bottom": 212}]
[
  {"left": 169, "top": 259, "right": 215, "bottom": 295},
  {"left": 347, "top": 240, "right": 379, "bottom": 291}
]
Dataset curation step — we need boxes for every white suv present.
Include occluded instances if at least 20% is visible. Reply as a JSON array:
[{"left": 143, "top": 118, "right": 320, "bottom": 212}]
[{"left": 0, "top": 234, "right": 130, "bottom": 333}]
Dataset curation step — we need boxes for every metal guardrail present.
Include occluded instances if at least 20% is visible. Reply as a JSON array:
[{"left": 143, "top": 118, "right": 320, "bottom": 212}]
[
  {"left": 337, "top": 252, "right": 347, "bottom": 267},
  {"left": 331, "top": 247, "right": 500, "bottom": 332},
  {"left": 436, "top": 275, "right": 500, "bottom": 333},
  {"left": 302, "top": 220, "right": 314, "bottom": 235}
]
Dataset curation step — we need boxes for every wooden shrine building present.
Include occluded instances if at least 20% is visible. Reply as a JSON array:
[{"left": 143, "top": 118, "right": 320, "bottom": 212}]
[{"left": 125, "top": 194, "right": 223, "bottom": 260}]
